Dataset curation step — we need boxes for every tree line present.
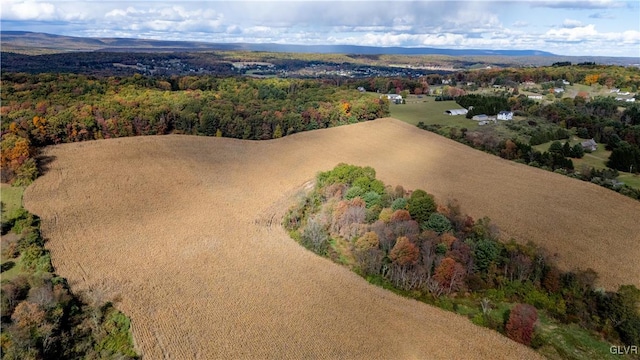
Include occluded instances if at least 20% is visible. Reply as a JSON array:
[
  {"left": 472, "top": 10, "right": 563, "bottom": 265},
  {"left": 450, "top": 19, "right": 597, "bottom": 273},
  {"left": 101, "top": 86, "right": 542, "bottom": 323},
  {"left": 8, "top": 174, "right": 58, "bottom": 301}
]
[
  {"left": 285, "top": 164, "right": 639, "bottom": 353},
  {"left": 1, "top": 73, "right": 389, "bottom": 184},
  {"left": 0, "top": 205, "right": 138, "bottom": 359}
]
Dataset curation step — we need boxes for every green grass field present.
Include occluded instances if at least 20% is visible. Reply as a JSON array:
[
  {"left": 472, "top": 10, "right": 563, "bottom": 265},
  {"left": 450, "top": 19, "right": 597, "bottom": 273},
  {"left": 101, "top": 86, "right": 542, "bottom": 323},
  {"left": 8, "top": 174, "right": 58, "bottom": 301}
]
[
  {"left": 532, "top": 139, "right": 640, "bottom": 189},
  {"left": 533, "top": 137, "right": 612, "bottom": 170},
  {"left": 536, "top": 313, "right": 621, "bottom": 360},
  {"left": 389, "top": 97, "right": 479, "bottom": 130},
  {"left": 1, "top": 184, "right": 25, "bottom": 280},
  {"left": 1, "top": 183, "right": 24, "bottom": 219},
  {"left": 618, "top": 173, "right": 640, "bottom": 188}
]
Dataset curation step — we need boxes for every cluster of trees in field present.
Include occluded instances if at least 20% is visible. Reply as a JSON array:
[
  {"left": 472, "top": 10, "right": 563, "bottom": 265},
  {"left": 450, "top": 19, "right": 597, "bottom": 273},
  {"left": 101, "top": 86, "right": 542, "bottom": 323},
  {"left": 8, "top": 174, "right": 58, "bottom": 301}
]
[
  {"left": 0, "top": 206, "right": 138, "bottom": 359},
  {"left": 0, "top": 73, "right": 389, "bottom": 184},
  {"left": 455, "top": 94, "right": 510, "bottom": 119},
  {"left": 284, "top": 164, "right": 640, "bottom": 351}
]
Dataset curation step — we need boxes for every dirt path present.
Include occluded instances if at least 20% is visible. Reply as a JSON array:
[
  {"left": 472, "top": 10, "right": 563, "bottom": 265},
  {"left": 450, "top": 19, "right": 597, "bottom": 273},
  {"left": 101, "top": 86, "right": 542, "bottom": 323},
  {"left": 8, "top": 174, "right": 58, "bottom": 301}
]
[{"left": 24, "top": 118, "right": 639, "bottom": 359}]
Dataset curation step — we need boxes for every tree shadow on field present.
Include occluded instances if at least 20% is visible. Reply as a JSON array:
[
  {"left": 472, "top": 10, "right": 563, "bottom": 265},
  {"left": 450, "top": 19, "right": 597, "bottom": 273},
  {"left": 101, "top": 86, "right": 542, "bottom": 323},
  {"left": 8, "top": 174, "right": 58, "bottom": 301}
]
[{"left": 36, "top": 154, "right": 56, "bottom": 177}]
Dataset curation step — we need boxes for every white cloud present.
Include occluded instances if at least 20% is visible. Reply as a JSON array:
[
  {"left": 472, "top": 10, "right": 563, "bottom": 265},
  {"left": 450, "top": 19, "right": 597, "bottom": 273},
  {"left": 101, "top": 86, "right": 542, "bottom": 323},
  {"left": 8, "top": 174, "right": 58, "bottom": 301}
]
[
  {"left": 3, "top": 0, "right": 57, "bottom": 20},
  {"left": 532, "top": 0, "right": 625, "bottom": 10},
  {"left": 512, "top": 21, "right": 529, "bottom": 28},
  {"left": 1, "top": 0, "right": 91, "bottom": 21},
  {"left": 546, "top": 24, "right": 598, "bottom": 41},
  {"left": 588, "top": 11, "right": 616, "bottom": 19},
  {"left": 1, "top": 1, "right": 638, "bottom": 57},
  {"left": 544, "top": 23, "right": 640, "bottom": 54},
  {"left": 562, "top": 19, "right": 584, "bottom": 28}
]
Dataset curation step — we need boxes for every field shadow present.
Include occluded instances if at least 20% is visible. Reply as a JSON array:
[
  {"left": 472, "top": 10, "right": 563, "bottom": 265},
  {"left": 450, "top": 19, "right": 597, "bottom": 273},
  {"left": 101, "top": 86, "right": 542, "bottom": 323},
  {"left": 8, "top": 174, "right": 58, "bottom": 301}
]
[{"left": 36, "top": 154, "right": 56, "bottom": 177}]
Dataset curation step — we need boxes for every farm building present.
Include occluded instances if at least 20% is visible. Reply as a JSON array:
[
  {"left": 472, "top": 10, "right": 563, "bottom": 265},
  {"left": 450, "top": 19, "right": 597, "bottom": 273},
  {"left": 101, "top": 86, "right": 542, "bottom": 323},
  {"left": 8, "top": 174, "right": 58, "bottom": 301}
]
[
  {"left": 444, "top": 109, "right": 468, "bottom": 116},
  {"left": 528, "top": 95, "right": 543, "bottom": 100},
  {"left": 472, "top": 114, "right": 489, "bottom": 121},
  {"left": 386, "top": 94, "right": 403, "bottom": 104},
  {"left": 497, "top": 111, "right": 513, "bottom": 120},
  {"left": 581, "top": 139, "right": 598, "bottom": 152}
]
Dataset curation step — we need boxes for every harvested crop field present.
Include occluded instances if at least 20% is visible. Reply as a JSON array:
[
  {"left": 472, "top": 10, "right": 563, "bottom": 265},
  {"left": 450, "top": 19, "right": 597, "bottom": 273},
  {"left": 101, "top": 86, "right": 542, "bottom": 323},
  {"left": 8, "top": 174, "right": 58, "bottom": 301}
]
[{"left": 24, "top": 118, "right": 638, "bottom": 359}]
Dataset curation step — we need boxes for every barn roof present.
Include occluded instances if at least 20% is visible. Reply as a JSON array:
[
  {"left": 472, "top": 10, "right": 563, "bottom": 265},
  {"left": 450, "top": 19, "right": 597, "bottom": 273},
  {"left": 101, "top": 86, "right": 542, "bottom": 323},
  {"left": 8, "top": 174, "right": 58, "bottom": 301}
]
[{"left": 445, "top": 109, "right": 468, "bottom": 115}]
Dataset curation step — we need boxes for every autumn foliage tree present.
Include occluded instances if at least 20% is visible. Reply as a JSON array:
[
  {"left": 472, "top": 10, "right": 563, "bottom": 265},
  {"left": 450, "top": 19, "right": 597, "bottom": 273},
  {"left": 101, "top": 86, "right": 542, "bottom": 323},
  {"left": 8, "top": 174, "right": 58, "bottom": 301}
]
[
  {"left": 0, "top": 133, "right": 37, "bottom": 185},
  {"left": 389, "top": 236, "right": 419, "bottom": 266},
  {"left": 505, "top": 304, "right": 538, "bottom": 346},
  {"left": 353, "top": 231, "right": 383, "bottom": 275},
  {"left": 433, "top": 257, "right": 465, "bottom": 294}
]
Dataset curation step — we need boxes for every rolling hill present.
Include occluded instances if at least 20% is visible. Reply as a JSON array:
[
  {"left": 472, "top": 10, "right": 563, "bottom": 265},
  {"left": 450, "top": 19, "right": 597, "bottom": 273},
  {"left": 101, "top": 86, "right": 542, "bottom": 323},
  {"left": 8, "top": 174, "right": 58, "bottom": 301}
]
[
  {"left": 1, "top": 30, "right": 556, "bottom": 56},
  {"left": 23, "top": 118, "right": 639, "bottom": 358}
]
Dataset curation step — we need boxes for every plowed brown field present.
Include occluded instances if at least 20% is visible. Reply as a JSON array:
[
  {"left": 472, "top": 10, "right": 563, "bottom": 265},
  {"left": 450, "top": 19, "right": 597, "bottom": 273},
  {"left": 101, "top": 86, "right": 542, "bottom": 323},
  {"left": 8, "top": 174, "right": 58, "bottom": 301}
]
[{"left": 24, "top": 118, "right": 639, "bottom": 359}]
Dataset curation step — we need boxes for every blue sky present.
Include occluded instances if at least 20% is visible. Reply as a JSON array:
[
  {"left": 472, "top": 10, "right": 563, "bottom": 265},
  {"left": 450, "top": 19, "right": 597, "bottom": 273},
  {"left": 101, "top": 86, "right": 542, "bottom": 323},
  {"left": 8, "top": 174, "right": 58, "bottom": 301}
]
[{"left": 2, "top": 1, "right": 639, "bottom": 57}]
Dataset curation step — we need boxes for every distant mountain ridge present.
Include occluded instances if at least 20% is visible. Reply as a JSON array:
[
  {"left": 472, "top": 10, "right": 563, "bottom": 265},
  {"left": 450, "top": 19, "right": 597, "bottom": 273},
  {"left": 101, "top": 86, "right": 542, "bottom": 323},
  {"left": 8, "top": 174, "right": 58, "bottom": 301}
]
[{"left": 1, "top": 31, "right": 556, "bottom": 56}]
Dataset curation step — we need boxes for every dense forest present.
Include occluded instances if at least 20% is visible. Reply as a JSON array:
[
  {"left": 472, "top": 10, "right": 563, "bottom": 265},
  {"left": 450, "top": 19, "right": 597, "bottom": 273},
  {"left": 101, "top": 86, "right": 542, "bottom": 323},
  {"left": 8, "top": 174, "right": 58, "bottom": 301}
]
[
  {"left": 0, "top": 73, "right": 389, "bottom": 185},
  {"left": 285, "top": 164, "right": 640, "bottom": 356}
]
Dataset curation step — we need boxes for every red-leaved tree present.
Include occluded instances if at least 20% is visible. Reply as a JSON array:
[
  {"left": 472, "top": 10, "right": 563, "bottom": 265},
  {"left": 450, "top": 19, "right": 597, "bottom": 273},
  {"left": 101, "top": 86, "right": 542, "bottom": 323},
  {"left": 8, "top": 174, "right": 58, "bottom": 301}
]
[
  {"left": 389, "top": 236, "right": 419, "bottom": 266},
  {"left": 506, "top": 303, "right": 538, "bottom": 346},
  {"left": 433, "top": 257, "right": 465, "bottom": 294}
]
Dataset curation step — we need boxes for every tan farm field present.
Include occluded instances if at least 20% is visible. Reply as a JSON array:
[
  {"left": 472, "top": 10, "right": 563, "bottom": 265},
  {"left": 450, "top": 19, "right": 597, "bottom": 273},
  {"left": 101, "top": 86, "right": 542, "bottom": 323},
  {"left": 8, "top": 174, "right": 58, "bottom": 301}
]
[{"left": 24, "top": 118, "right": 639, "bottom": 359}]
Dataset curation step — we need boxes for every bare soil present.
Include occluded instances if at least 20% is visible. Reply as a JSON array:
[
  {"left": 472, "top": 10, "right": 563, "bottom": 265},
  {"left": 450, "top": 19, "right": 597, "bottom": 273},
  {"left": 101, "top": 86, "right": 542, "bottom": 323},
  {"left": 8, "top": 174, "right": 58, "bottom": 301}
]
[{"left": 24, "top": 118, "right": 639, "bottom": 359}]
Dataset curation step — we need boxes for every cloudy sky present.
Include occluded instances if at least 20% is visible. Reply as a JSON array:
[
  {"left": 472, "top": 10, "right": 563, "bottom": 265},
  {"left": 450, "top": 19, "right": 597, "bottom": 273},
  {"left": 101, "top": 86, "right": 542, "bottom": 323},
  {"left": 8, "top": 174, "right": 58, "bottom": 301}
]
[{"left": 2, "top": 0, "right": 639, "bottom": 57}]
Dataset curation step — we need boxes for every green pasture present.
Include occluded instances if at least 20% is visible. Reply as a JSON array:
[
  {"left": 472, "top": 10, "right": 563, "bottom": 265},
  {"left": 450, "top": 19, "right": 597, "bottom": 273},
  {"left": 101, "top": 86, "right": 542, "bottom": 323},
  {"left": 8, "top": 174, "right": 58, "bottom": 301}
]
[
  {"left": 618, "top": 173, "right": 640, "bottom": 189},
  {"left": 535, "top": 313, "right": 621, "bottom": 360},
  {"left": 533, "top": 137, "right": 611, "bottom": 171},
  {"left": 390, "top": 97, "right": 479, "bottom": 130},
  {"left": 533, "top": 139, "right": 640, "bottom": 189},
  {"left": 1, "top": 183, "right": 24, "bottom": 220}
]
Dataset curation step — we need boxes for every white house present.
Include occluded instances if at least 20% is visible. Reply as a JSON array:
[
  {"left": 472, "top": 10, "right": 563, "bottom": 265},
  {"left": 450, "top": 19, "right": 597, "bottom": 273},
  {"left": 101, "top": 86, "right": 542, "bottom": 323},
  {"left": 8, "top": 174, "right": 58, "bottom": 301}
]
[
  {"left": 386, "top": 94, "right": 403, "bottom": 104},
  {"left": 497, "top": 111, "right": 514, "bottom": 120},
  {"left": 553, "top": 88, "right": 565, "bottom": 93},
  {"left": 581, "top": 139, "right": 598, "bottom": 152},
  {"left": 528, "top": 95, "right": 543, "bottom": 100}
]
